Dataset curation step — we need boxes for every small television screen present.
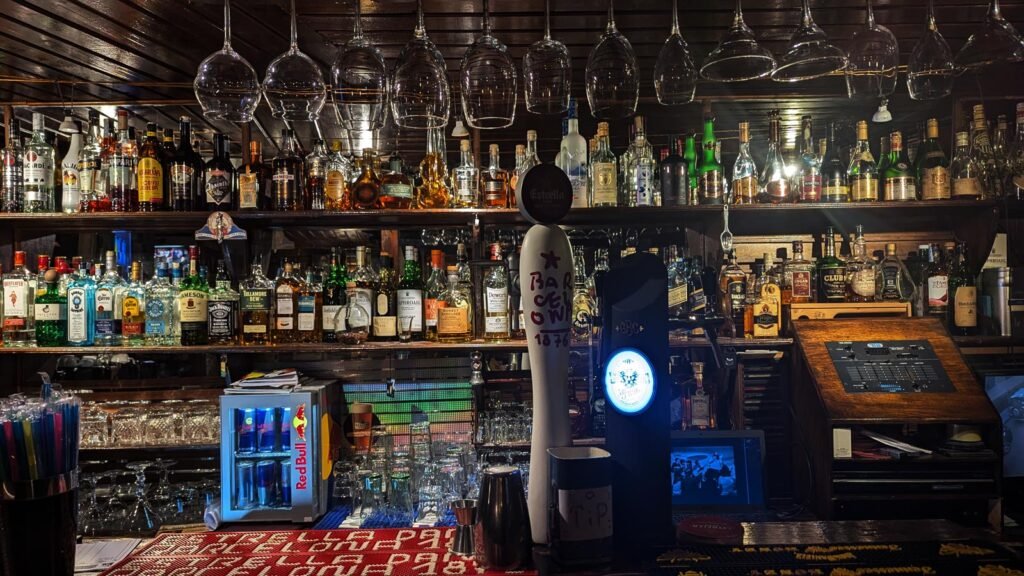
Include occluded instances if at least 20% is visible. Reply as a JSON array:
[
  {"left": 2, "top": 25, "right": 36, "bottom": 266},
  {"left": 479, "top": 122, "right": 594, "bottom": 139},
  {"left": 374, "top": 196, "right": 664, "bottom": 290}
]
[
  {"left": 670, "top": 434, "right": 765, "bottom": 509},
  {"left": 984, "top": 375, "right": 1024, "bottom": 477}
]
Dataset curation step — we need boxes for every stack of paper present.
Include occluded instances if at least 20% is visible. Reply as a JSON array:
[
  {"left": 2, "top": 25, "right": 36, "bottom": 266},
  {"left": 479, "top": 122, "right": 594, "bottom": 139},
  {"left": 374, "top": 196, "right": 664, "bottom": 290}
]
[
  {"left": 75, "top": 539, "right": 141, "bottom": 573},
  {"left": 227, "top": 369, "right": 300, "bottom": 394}
]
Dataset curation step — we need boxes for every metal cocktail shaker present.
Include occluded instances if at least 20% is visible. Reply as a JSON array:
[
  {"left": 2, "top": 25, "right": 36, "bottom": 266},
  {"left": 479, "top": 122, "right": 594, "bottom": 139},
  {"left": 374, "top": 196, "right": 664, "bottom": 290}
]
[
  {"left": 474, "top": 465, "right": 531, "bottom": 570},
  {"left": 982, "top": 268, "right": 1013, "bottom": 336}
]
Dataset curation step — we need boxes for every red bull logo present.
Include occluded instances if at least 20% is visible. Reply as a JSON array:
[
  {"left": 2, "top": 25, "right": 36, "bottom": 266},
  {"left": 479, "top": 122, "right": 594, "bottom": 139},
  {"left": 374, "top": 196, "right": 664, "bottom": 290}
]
[{"left": 292, "top": 404, "right": 308, "bottom": 441}]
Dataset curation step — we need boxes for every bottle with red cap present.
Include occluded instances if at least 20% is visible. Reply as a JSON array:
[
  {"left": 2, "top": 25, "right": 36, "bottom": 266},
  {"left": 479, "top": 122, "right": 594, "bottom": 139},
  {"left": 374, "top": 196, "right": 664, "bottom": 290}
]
[{"left": 2, "top": 251, "right": 36, "bottom": 346}]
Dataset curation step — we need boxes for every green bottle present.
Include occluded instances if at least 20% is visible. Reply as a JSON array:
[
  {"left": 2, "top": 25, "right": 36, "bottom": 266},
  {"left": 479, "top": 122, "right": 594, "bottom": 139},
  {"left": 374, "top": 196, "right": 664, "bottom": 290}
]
[
  {"left": 322, "top": 248, "right": 349, "bottom": 343},
  {"left": 697, "top": 117, "right": 725, "bottom": 204},
  {"left": 35, "top": 269, "right": 67, "bottom": 347},
  {"left": 882, "top": 131, "right": 917, "bottom": 201},
  {"left": 396, "top": 245, "right": 425, "bottom": 340},
  {"left": 178, "top": 245, "right": 210, "bottom": 345},
  {"left": 683, "top": 134, "right": 698, "bottom": 203},
  {"left": 817, "top": 226, "right": 847, "bottom": 303}
]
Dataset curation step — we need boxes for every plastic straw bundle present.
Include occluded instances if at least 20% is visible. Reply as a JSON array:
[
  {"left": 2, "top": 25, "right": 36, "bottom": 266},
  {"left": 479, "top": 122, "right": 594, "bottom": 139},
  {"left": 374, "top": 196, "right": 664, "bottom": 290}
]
[{"left": 0, "top": 385, "right": 80, "bottom": 485}]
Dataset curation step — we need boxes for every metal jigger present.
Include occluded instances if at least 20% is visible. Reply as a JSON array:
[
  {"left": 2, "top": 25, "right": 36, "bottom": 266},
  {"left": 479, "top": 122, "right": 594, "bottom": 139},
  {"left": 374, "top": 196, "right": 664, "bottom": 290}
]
[{"left": 450, "top": 499, "right": 478, "bottom": 556}]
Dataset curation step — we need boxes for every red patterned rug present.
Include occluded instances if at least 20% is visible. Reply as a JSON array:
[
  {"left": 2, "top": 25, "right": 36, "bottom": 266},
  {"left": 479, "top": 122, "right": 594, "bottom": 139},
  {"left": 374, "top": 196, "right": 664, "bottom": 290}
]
[{"left": 100, "top": 528, "right": 537, "bottom": 575}]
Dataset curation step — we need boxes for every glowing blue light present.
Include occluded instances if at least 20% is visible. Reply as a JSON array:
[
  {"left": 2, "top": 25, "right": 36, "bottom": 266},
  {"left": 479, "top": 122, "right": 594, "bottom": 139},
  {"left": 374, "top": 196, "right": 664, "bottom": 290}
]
[{"left": 604, "top": 348, "right": 656, "bottom": 415}]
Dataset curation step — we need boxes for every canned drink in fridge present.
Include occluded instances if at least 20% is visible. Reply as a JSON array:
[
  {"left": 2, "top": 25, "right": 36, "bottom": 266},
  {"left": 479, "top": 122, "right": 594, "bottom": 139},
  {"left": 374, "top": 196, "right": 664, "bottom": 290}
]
[
  {"left": 256, "top": 407, "right": 280, "bottom": 453},
  {"left": 280, "top": 407, "right": 291, "bottom": 451},
  {"left": 280, "top": 461, "right": 292, "bottom": 507},
  {"left": 236, "top": 408, "right": 256, "bottom": 454},
  {"left": 256, "top": 460, "right": 279, "bottom": 507},
  {"left": 236, "top": 461, "right": 255, "bottom": 509}
]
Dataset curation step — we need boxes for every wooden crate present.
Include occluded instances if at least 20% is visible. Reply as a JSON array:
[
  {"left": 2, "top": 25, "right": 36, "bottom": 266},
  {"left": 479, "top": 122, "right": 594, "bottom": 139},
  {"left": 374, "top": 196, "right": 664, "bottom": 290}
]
[{"left": 789, "top": 301, "right": 911, "bottom": 321}]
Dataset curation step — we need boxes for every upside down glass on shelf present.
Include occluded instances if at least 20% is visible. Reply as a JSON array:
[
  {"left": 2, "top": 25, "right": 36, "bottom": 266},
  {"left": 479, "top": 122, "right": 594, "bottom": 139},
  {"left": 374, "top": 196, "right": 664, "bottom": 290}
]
[
  {"left": 654, "top": 0, "right": 698, "bottom": 105},
  {"left": 908, "top": 0, "right": 955, "bottom": 100},
  {"left": 700, "top": 0, "right": 776, "bottom": 82},
  {"left": 956, "top": 0, "right": 1024, "bottom": 71},
  {"left": 263, "top": 0, "right": 327, "bottom": 121},
  {"left": 194, "top": 0, "right": 261, "bottom": 123},
  {"left": 523, "top": 0, "right": 571, "bottom": 115},
  {"left": 331, "top": 0, "right": 388, "bottom": 132},
  {"left": 845, "top": 0, "right": 899, "bottom": 99},
  {"left": 460, "top": 0, "right": 517, "bottom": 129},
  {"left": 771, "top": 0, "right": 847, "bottom": 82},
  {"left": 585, "top": 0, "right": 639, "bottom": 119},
  {"left": 391, "top": 0, "right": 450, "bottom": 130}
]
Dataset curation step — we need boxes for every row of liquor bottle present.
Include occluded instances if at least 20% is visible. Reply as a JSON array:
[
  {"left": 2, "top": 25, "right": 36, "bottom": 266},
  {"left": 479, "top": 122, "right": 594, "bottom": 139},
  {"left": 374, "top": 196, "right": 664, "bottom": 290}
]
[{"left": 0, "top": 242, "right": 522, "bottom": 348}]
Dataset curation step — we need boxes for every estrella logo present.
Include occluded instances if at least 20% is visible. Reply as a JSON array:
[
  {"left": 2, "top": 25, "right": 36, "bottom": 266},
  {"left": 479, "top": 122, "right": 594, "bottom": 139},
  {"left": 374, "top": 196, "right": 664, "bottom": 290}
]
[{"left": 292, "top": 404, "right": 307, "bottom": 441}]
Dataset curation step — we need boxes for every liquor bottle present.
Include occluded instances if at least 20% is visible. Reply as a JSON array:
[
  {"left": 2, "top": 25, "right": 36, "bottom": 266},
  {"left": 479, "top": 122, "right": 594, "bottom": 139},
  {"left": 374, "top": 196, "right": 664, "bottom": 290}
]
[
  {"left": 424, "top": 249, "right": 445, "bottom": 341},
  {"left": 304, "top": 138, "right": 328, "bottom": 211},
  {"left": 698, "top": 115, "right": 725, "bottom": 204},
  {"left": 416, "top": 128, "right": 452, "bottom": 209},
  {"left": 136, "top": 124, "right": 163, "bottom": 211},
  {"left": 555, "top": 117, "right": 569, "bottom": 167},
  {"left": 951, "top": 131, "right": 983, "bottom": 199},
  {"left": 169, "top": 117, "right": 202, "bottom": 211},
  {"left": 204, "top": 133, "right": 234, "bottom": 211},
  {"left": 482, "top": 144, "right": 510, "bottom": 208},
  {"left": 757, "top": 110, "right": 788, "bottom": 203},
  {"left": 380, "top": 153, "right": 414, "bottom": 209},
  {"left": 452, "top": 139, "right": 480, "bottom": 208},
  {"left": 719, "top": 250, "right": 747, "bottom": 329},
  {"left": 397, "top": 246, "right": 425, "bottom": 341},
  {"left": 659, "top": 136, "right": 687, "bottom": 207},
  {"left": 208, "top": 262, "right": 239, "bottom": 345},
  {"left": 350, "top": 246, "right": 376, "bottom": 336},
  {"left": 2, "top": 251, "right": 35, "bottom": 346},
  {"left": 179, "top": 246, "right": 209, "bottom": 345},
  {"left": 272, "top": 260, "right": 300, "bottom": 344},
  {"left": 626, "top": 116, "right": 656, "bottom": 207},
  {"left": 106, "top": 109, "right": 136, "bottom": 212},
  {"left": 817, "top": 227, "right": 847, "bottom": 302},
  {"left": 522, "top": 129, "right": 541, "bottom": 176},
  {"left": 144, "top": 261, "right": 176, "bottom": 345},
  {"left": 731, "top": 123, "right": 757, "bottom": 204},
  {"left": 60, "top": 123, "right": 83, "bottom": 214},
  {"left": 508, "top": 244, "right": 525, "bottom": 340},
  {"left": 297, "top": 268, "right": 322, "bottom": 343},
  {"left": 845, "top": 225, "right": 877, "bottom": 302},
  {"left": 751, "top": 253, "right": 781, "bottom": 338},
  {"left": 67, "top": 261, "right": 96, "bottom": 347},
  {"left": 794, "top": 115, "right": 821, "bottom": 202},
  {"left": 883, "top": 131, "right": 917, "bottom": 201},
  {"left": 1, "top": 121, "right": 23, "bottom": 212},
  {"left": 687, "top": 256, "right": 707, "bottom": 326},
  {"left": 559, "top": 99, "right": 589, "bottom": 208},
  {"left": 239, "top": 255, "right": 274, "bottom": 346},
  {"left": 95, "top": 251, "right": 126, "bottom": 346},
  {"left": 22, "top": 112, "right": 55, "bottom": 213},
  {"left": 437, "top": 265, "right": 472, "bottom": 343},
  {"left": 121, "top": 261, "right": 146, "bottom": 346},
  {"left": 590, "top": 122, "right": 618, "bottom": 207},
  {"left": 321, "top": 250, "right": 347, "bottom": 342},
  {"left": 77, "top": 111, "right": 102, "bottom": 212},
  {"left": 970, "top": 104, "right": 999, "bottom": 197},
  {"left": 819, "top": 121, "right": 851, "bottom": 200},
  {"left": 31, "top": 255, "right": 49, "bottom": 303},
  {"left": 510, "top": 144, "right": 525, "bottom": 197},
  {"left": 1007, "top": 102, "right": 1024, "bottom": 200},
  {"left": 994, "top": 115, "right": 1010, "bottom": 191},
  {"left": 680, "top": 134, "right": 698, "bottom": 203},
  {"left": 372, "top": 252, "right": 397, "bottom": 341},
  {"left": 272, "top": 129, "right": 302, "bottom": 211},
  {"left": 455, "top": 241, "right": 471, "bottom": 284},
  {"left": 34, "top": 269, "right": 65, "bottom": 347},
  {"left": 925, "top": 243, "right": 950, "bottom": 320},
  {"left": 783, "top": 240, "right": 815, "bottom": 306},
  {"left": 876, "top": 243, "right": 914, "bottom": 302},
  {"left": 160, "top": 128, "right": 177, "bottom": 169},
  {"left": 325, "top": 141, "right": 351, "bottom": 211},
  {"left": 665, "top": 246, "right": 687, "bottom": 320},
  {"left": 237, "top": 140, "right": 271, "bottom": 211},
  {"left": 948, "top": 241, "right": 977, "bottom": 336},
  {"left": 847, "top": 121, "right": 879, "bottom": 202},
  {"left": 876, "top": 135, "right": 891, "bottom": 179},
  {"left": 681, "top": 361, "right": 715, "bottom": 430},
  {"left": 97, "top": 117, "right": 116, "bottom": 206},
  {"left": 170, "top": 260, "right": 183, "bottom": 287},
  {"left": 484, "top": 243, "right": 511, "bottom": 342},
  {"left": 918, "top": 118, "right": 951, "bottom": 200},
  {"left": 348, "top": 148, "right": 381, "bottom": 210},
  {"left": 619, "top": 121, "right": 635, "bottom": 200}
]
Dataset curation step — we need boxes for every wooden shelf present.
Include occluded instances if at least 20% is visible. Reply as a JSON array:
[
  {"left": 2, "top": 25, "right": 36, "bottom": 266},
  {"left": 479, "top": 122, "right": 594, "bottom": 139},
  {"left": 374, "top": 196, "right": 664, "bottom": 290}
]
[{"left": 0, "top": 336, "right": 792, "bottom": 355}]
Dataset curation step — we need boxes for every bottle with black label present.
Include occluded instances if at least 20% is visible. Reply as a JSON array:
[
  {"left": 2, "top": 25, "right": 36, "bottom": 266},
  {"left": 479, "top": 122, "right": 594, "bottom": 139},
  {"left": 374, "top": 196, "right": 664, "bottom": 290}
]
[
  {"left": 817, "top": 226, "right": 847, "bottom": 302},
  {"left": 169, "top": 117, "right": 202, "bottom": 212},
  {"left": 208, "top": 261, "right": 239, "bottom": 344},
  {"left": 240, "top": 255, "right": 273, "bottom": 345},
  {"left": 205, "top": 133, "right": 235, "bottom": 211},
  {"left": 948, "top": 241, "right": 976, "bottom": 335},
  {"left": 297, "top": 268, "right": 323, "bottom": 343}
]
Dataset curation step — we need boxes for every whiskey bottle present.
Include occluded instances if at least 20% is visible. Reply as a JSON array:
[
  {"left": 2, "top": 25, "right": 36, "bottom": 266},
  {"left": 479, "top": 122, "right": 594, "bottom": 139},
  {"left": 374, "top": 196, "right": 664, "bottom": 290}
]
[
  {"left": 208, "top": 261, "right": 239, "bottom": 345},
  {"left": 144, "top": 262, "right": 176, "bottom": 345},
  {"left": 797, "top": 115, "right": 822, "bottom": 202},
  {"left": 437, "top": 265, "right": 472, "bottom": 343},
  {"left": 509, "top": 244, "right": 525, "bottom": 340},
  {"left": 667, "top": 245, "right": 688, "bottom": 319},
  {"left": 325, "top": 141, "right": 351, "bottom": 211},
  {"left": 683, "top": 134, "right": 698, "bottom": 203},
  {"left": 846, "top": 225, "right": 878, "bottom": 302},
  {"left": 510, "top": 144, "right": 525, "bottom": 199},
  {"left": 380, "top": 153, "right": 414, "bottom": 209},
  {"left": 783, "top": 240, "right": 815, "bottom": 305},
  {"left": 372, "top": 252, "right": 397, "bottom": 341},
  {"left": 169, "top": 116, "right": 202, "bottom": 212},
  {"left": 272, "top": 129, "right": 302, "bottom": 211},
  {"left": 396, "top": 246, "right": 425, "bottom": 341},
  {"left": 590, "top": 122, "right": 618, "bottom": 207},
  {"left": 239, "top": 255, "right": 273, "bottom": 345},
  {"left": 350, "top": 246, "right": 376, "bottom": 337},
  {"left": 752, "top": 253, "right": 781, "bottom": 338},
  {"left": 423, "top": 249, "right": 446, "bottom": 341},
  {"left": 948, "top": 241, "right": 977, "bottom": 336},
  {"left": 731, "top": 123, "right": 757, "bottom": 204},
  {"left": 682, "top": 361, "right": 715, "bottom": 430},
  {"left": 482, "top": 144, "right": 510, "bottom": 208},
  {"left": 2, "top": 251, "right": 35, "bottom": 346},
  {"left": 178, "top": 246, "right": 209, "bottom": 345},
  {"left": 273, "top": 260, "right": 300, "bottom": 344},
  {"left": 205, "top": 133, "right": 235, "bottom": 211},
  {"left": 848, "top": 121, "right": 879, "bottom": 202},
  {"left": 698, "top": 115, "right": 726, "bottom": 204},
  {"left": 951, "top": 131, "right": 983, "bottom": 199},
  {"left": 484, "top": 243, "right": 511, "bottom": 342},
  {"left": 661, "top": 136, "right": 688, "bottom": 207},
  {"left": 121, "top": 261, "right": 146, "bottom": 346},
  {"left": 876, "top": 243, "right": 914, "bottom": 302},
  {"left": 918, "top": 118, "right": 951, "bottom": 200},
  {"left": 883, "top": 132, "right": 917, "bottom": 201},
  {"left": 817, "top": 227, "right": 847, "bottom": 302},
  {"left": 759, "top": 110, "right": 790, "bottom": 204},
  {"left": 322, "top": 249, "right": 349, "bottom": 342},
  {"left": 304, "top": 138, "right": 328, "bottom": 211},
  {"left": 297, "top": 268, "right": 322, "bottom": 343},
  {"left": 35, "top": 269, "right": 66, "bottom": 347},
  {"left": 416, "top": 128, "right": 451, "bottom": 209},
  {"left": 351, "top": 148, "right": 382, "bottom": 209},
  {"left": 925, "top": 243, "right": 950, "bottom": 320},
  {"left": 137, "top": 124, "right": 164, "bottom": 211},
  {"left": 822, "top": 122, "right": 849, "bottom": 202},
  {"left": 452, "top": 139, "right": 480, "bottom": 208},
  {"left": 719, "top": 250, "right": 747, "bottom": 329},
  {"left": 237, "top": 140, "right": 271, "bottom": 211}
]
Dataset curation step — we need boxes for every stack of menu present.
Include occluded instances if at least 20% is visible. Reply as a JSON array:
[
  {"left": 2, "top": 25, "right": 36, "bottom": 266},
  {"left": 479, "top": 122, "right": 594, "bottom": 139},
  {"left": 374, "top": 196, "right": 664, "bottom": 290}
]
[{"left": 227, "top": 369, "right": 300, "bottom": 394}]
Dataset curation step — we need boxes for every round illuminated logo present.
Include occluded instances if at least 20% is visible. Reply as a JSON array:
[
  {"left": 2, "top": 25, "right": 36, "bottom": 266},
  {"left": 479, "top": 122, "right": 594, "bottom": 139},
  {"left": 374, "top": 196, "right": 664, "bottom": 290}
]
[{"left": 604, "top": 348, "right": 656, "bottom": 415}]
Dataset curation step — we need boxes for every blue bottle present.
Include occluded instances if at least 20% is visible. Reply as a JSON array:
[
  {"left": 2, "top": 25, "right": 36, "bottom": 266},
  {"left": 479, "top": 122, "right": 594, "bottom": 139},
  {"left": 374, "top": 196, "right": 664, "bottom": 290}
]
[{"left": 67, "top": 262, "right": 96, "bottom": 346}]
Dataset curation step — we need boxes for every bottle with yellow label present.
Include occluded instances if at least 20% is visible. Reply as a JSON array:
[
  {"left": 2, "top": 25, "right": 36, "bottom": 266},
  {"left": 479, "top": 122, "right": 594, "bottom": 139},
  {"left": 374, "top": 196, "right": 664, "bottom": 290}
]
[
  {"left": 951, "top": 131, "right": 984, "bottom": 199},
  {"left": 122, "top": 261, "right": 146, "bottom": 346},
  {"left": 917, "top": 118, "right": 951, "bottom": 200},
  {"left": 752, "top": 253, "right": 781, "bottom": 338},
  {"left": 437, "top": 265, "right": 472, "bottom": 343},
  {"left": 137, "top": 124, "right": 164, "bottom": 211},
  {"left": 590, "top": 122, "right": 618, "bottom": 207},
  {"left": 948, "top": 241, "right": 977, "bottom": 336},
  {"left": 847, "top": 121, "right": 879, "bottom": 201}
]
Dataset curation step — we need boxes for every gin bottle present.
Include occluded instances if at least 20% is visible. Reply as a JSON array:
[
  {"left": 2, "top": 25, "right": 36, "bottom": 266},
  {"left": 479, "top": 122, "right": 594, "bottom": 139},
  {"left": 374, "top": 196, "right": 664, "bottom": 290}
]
[
  {"left": 2, "top": 251, "right": 35, "bottom": 346},
  {"left": 67, "top": 261, "right": 97, "bottom": 347},
  {"left": 144, "top": 262, "right": 177, "bottom": 345},
  {"left": 95, "top": 251, "right": 126, "bottom": 346}
]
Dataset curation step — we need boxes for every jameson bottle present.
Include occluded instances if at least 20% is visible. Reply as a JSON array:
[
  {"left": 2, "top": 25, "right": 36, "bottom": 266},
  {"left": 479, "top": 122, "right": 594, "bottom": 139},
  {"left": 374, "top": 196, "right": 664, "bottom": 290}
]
[
  {"left": 697, "top": 115, "right": 725, "bottom": 204},
  {"left": 178, "top": 246, "right": 210, "bottom": 345},
  {"left": 948, "top": 241, "right": 977, "bottom": 336},
  {"left": 169, "top": 117, "right": 202, "bottom": 211},
  {"left": 918, "top": 118, "right": 951, "bottom": 200},
  {"left": 883, "top": 131, "right": 917, "bottom": 201},
  {"left": 822, "top": 122, "right": 849, "bottom": 202},
  {"left": 848, "top": 120, "right": 879, "bottom": 202},
  {"left": 817, "top": 226, "right": 847, "bottom": 303}
]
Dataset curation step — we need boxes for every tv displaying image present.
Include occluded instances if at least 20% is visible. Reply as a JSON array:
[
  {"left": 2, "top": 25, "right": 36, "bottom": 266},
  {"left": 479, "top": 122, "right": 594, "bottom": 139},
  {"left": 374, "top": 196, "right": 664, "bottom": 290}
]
[{"left": 670, "top": 435, "right": 764, "bottom": 508}]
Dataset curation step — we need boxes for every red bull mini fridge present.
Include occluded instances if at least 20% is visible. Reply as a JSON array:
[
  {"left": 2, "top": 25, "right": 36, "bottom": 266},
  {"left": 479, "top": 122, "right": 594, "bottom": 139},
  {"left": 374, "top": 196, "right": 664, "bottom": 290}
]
[{"left": 220, "top": 384, "right": 329, "bottom": 523}]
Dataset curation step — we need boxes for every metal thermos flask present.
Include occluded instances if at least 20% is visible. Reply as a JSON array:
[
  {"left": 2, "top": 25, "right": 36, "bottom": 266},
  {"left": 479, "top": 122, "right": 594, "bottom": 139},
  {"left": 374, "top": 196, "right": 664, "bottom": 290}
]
[
  {"left": 982, "top": 267, "right": 1013, "bottom": 336},
  {"left": 474, "top": 465, "right": 531, "bottom": 570}
]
